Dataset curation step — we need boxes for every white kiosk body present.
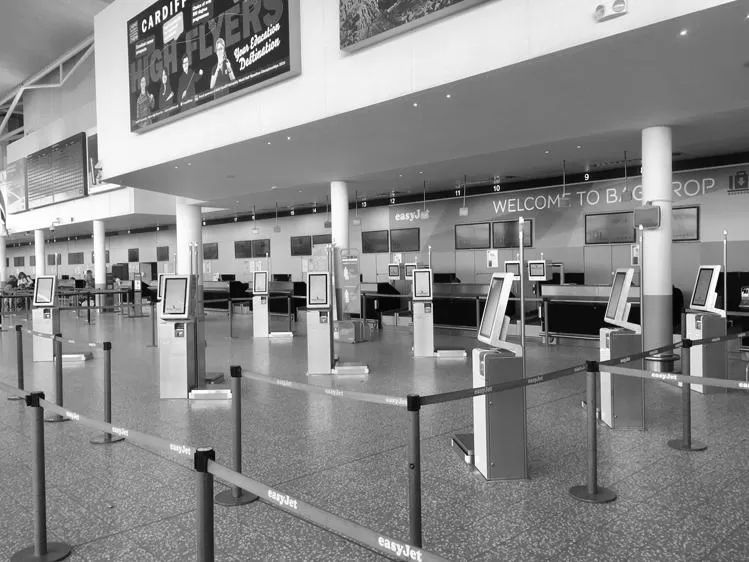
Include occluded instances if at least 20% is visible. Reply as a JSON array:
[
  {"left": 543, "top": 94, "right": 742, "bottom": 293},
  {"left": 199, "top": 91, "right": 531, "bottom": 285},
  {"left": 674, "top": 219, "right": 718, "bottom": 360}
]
[
  {"left": 158, "top": 275, "right": 201, "bottom": 399},
  {"left": 599, "top": 268, "right": 643, "bottom": 429},
  {"left": 131, "top": 274, "right": 144, "bottom": 316},
  {"left": 32, "top": 276, "right": 60, "bottom": 363},
  {"left": 252, "top": 271, "right": 270, "bottom": 338},
  {"left": 686, "top": 265, "right": 726, "bottom": 394},
  {"left": 412, "top": 269, "right": 434, "bottom": 358},
  {"left": 454, "top": 273, "right": 527, "bottom": 480},
  {"left": 306, "top": 272, "right": 334, "bottom": 375}
]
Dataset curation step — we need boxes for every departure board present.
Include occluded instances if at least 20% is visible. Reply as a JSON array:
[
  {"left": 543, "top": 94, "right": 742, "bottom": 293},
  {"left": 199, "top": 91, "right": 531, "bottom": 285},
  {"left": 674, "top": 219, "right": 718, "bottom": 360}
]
[{"left": 26, "top": 133, "right": 87, "bottom": 210}]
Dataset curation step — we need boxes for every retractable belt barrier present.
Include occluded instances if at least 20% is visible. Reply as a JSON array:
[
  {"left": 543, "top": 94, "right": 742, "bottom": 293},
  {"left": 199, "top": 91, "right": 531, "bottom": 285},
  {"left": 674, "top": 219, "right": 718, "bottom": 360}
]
[
  {"left": 23, "top": 328, "right": 105, "bottom": 349},
  {"left": 241, "top": 371, "right": 407, "bottom": 407},
  {"left": 606, "top": 364, "right": 749, "bottom": 391}
]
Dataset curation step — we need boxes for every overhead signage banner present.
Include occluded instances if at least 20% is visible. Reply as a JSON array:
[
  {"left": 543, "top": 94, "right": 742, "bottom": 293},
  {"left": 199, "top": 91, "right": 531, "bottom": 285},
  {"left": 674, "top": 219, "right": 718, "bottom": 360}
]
[
  {"left": 340, "top": 0, "right": 491, "bottom": 51},
  {"left": 127, "top": 0, "right": 301, "bottom": 132}
]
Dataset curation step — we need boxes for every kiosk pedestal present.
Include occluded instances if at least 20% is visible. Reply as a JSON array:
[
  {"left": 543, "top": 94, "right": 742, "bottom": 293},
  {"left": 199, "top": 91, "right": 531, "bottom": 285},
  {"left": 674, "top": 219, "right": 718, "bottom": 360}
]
[
  {"left": 453, "top": 348, "right": 527, "bottom": 480},
  {"left": 686, "top": 312, "right": 726, "bottom": 394},
  {"left": 413, "top": 302, "right": 434, "bottom": 358},
  {"left": 306, "top": 309, "right": 334, "bottom": 375},
  {"left": 32, "top": 307, "right": 60, "bottom": 363},
  {"left": 253, "top": 295, "right": 270, "bottom": 338},
  {"left": 600, "top": 329, "right": 644, "bottom": 429},
  {"left": 159, "top": 320, "right": 198, "bottom": 399}
]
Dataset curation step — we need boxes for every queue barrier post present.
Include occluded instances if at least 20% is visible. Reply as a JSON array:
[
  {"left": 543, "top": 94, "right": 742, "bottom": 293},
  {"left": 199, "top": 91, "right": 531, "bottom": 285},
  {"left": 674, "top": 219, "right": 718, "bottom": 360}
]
[
  {"left": 45, "top": 335, "right": 69, "bottom": 424},
  {"left": 407, "top": 394, "right": 423, "bottom": 548},
  {"left": 215, "top": 367, "right": 257, "bottom": 506},
  {"left": 147, "top": 301, "right": 158, "bottom": 348},
  {"left": 287, "top": 294, "right": 292, "bottom": 333},
  {"left": 11, "top": 391, "right": 72, "bottom": 562},
  {"left": 87, "top": 291, "right": 91, "bottom": 325},
  {"left": 195, "top": 448, "right": 216, "bottom": 562},
  {"left": 228, "top": 297, "right": 234, "bottom": 339},
  {"left": 9, "top": 325, "right": 25, "bottom": 401},
  {"left": 569, "top": 361, "right": 616, "bottom": 504},
  {"left": 668, "top": 336, "right": 707, "bottom": 452},
  {"left": 91, "top": 342, "right": 125, "bottom": 445}
]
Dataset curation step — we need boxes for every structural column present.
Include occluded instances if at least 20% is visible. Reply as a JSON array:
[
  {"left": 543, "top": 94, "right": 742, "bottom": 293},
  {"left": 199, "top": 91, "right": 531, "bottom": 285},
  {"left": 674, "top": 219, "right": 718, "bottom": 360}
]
[
  {"left": 0, "top": 233, "right": 6, "bottom": 283},
  {"left": 34, "top": 229, "right": 46, "bottom": 276},
  {"left": 93, "top": 220, "right": 106, "bottom": 289},
  {"left": 330, "top": 181, "right": 350, "bottom": 319},
  {"left": 641, "top": 126, "right": 673, "bottom": 351}
]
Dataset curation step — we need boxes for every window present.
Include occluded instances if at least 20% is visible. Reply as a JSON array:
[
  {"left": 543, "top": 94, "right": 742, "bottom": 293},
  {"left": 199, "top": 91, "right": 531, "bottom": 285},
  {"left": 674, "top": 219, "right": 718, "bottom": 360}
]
[
  {"left": 390, "top": 228, "right": 420, "bottom": 252},
  {"left": 362, "top": 230, "right": 389, "bottom": 253},
  {"left": 68, "top": 252, "right": 84, "bottom": 265},
  {"left": 455, "top": 223, "right": 491, "bottom": 250},
  {"left": 157, "top": 246, "right": 170, "bottom": 261},
  {"left": 251, "top": 239, "right": 270, "bottom": 258},
  {"left": 312, "top": 233, "right": 332, "bottom": 245},
  {"left": 492, "top": 220, "right": 533, "bottom": 248},
  {"left": 203, "top": 242, "right": 218, "bottom": 260},
  {"left": 291, "top": 236, "right": 312, "bottom": 256},
  {"left": 585, "top": 212, "right": 634, "bottom": 244},
  {"left": 47, "top": 254, "right": 61, "bottom": 266},
  {"left": 234, "top": 240, "right": 252, "bottom": 259},
  {"left": 128, "top": 248, "right": 140, "bottom": 262},
  {"left": 13, "top": 256, "right": 24, "bottom": 267}
]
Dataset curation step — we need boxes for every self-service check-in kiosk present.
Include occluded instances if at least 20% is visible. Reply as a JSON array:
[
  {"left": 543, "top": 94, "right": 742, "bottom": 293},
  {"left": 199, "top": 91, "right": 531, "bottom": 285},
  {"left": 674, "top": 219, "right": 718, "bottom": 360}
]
[
  {"left": 686, "top": 265, "right": 726, "bottom": 394},
  {"left": 412, "top": 269, "right": 467, "bottom": 359},
  {"left": 128, "top": 273, "right": 147, "bottom": 317},
  {"left": 158, "top": 274, "right": 230, "bottom": 400},
  {"left": 32, "top": 276, "right": 60, "bottom": 363},
  {"left": 452, "top": 273, "right": 527, "bottom": 480},
  {"left": 252, "top": 271, "right": 293, "bottom": 339},
  {"left": 306, "top": 272, "right": 334, "bottom": 375},
  {"left": 599, "top": 268, "right": 643, "bottom": 429}
]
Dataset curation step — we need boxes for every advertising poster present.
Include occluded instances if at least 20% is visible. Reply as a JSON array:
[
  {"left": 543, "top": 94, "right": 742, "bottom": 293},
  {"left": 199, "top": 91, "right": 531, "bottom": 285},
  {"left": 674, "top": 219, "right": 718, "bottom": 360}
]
[
  {"left": 127, "top": 0, "right": 301, "bottom": 132},
  {"left": 340, "top": 0, "right": 491, "bottom": 51}
]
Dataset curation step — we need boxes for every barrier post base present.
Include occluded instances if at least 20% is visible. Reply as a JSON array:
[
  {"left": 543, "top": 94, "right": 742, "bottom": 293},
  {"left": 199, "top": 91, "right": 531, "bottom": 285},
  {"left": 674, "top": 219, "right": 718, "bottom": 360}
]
[
  {"left": 11, "top": 541, "right": 72, "bottom": 562},
  {"left": 214, "top": 488, "right": 258, "bottom": 507},
  {"left": 569, "top": 485, "right": 617, "bottom": 504},
  {"left": 44, "top": 414, "right": 69, "bottom": 424},
  {"left": 667, "top": 438, "right": 707, "bottom": 452},
  {"left": 8, "top": 395, "right": 24, "bottom": 401},
  {"left": 90, "top": 434, "right": 126, "bottom": 445}
]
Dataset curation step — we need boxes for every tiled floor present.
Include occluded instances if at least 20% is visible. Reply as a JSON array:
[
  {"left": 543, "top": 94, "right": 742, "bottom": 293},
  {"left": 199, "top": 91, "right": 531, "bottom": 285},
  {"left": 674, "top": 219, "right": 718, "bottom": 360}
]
[{"left": 0, "top": 309, "right": 748, "bottom": 561}]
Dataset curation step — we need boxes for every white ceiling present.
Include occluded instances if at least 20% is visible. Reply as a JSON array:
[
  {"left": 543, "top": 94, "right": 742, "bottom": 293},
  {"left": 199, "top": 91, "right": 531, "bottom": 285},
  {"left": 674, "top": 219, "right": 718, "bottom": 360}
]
[
  {"left": 0, "top": 0, "right": 111, "bottom": 96},
  {"left": 108, "top": 1, "right": 749, "bottom": 217}
]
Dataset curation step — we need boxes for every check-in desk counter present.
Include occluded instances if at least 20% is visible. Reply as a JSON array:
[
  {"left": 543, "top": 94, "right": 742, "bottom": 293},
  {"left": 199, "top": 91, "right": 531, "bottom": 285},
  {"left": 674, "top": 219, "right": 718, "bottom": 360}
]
[{"left": 541, "top": 285, "right": 640, "bottom": 340}]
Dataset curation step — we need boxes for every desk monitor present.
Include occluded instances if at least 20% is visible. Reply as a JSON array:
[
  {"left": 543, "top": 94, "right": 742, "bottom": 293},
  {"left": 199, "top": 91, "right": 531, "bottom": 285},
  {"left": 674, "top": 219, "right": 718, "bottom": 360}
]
[
  {"left": 477, "top": 273, "right": 519, "bottom": 352},
  {"left": 161, "top": 275, "right": 195, "bottom": 320},
  {"left": 307, "top": 272, "right": 330, "bottom": 309},
  {"left": 412, "top": 269, "right": 433, "bottom": 301},
  {"left": 253, "top": 271, "right": 269, "bottom": 295},
  {"left": 404, "top": 263, "right": 417, "bottom": 280},
  {"left": 604, "top": 268, "right": 639, "bottom": 332},
  {"left": 689, "top": 265, "right": 722, "bottom": 315},
  {"left": 388, "top": 263, "right": 400, "bottom": 281},
  {"left": 504, "top": 261, "right": 521, "bottom": 277},
  {"left": 219, "top": 274, "right": 236, "bottom": 282},
  {"left": 33, "top": 275, "right": 57, "bottom": 307},
  {"left": 527, "top": 260, "right": 550, "bottom": 282}
]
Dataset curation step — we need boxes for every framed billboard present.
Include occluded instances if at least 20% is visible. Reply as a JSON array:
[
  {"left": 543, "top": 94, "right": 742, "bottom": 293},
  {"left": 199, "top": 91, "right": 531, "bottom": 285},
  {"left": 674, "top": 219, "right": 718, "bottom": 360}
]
[
  {"left": 127, "top": 0, "right": 301, "bottom": 132},
  {"left": 340, "top": 0, "right": 491, "bottom": 51},
  {"left": 585, "top": 212, "right": 635, "bottom": 245},
  {"left": 672, "top": 206, "right": 699, "bottom": 241}
]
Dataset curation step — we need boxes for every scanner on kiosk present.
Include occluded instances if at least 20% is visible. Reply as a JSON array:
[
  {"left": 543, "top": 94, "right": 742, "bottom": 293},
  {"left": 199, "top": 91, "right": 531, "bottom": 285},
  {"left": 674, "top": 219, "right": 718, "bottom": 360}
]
[
  {"left": 452, "top": 273, "right": 527, "bottom": 480},
  {"left": 599, "top": 268, "right": 643, "bottom": 429},
  {"left": 686, "top": 265, "right": 726, "bottom": 394},
  {"left": 32, "top": 275, "right": 60, "bottom": 363}
]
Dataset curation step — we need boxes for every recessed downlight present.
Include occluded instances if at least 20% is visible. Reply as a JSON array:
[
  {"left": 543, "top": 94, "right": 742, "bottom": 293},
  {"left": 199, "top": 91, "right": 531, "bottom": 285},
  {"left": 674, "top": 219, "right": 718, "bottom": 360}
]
[
  {"left": 271, "top": 185, "right": 278, "bottom": 190},
  {"left": 576, "top": 145, "right": 582, "bottom": 149},
  {"left": 679, "top": 29, "right": 688, "bottom": 36},
  {"left": 267, "top": 141, "right": 272, "bottom": 145},
  {"left": 412, "top": 102, "right": 419, "bottom": 108},
  {"left": 287, "top": 136, "right": 291, "bottom": 140},
  {"left": 544, "top": 150, "right": 551, "bottom": 155},
  {"left": 445, "top": 94, "right": 451, "bottom": 99}
]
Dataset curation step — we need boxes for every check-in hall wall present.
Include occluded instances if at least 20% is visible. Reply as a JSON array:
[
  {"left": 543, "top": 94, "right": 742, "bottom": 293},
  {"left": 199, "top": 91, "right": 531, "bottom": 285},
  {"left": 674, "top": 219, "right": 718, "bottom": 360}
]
[{"left": 5, "top": 164, "right": 748, "bottom": 296}]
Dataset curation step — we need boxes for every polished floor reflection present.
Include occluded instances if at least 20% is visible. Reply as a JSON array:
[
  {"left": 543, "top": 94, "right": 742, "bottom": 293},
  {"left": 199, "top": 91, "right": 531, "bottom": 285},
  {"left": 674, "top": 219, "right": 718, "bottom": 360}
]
[{"left": 0, "top": 309, "right": 748, "bottom": 561}]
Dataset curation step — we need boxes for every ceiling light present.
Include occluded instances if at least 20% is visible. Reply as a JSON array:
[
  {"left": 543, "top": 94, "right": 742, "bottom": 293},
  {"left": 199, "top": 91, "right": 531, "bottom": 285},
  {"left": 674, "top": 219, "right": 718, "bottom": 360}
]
[
  {"left": 445, "top": 94, "right": 451, "bottom": 99},
  {"left": 412, "top": 102, "right": 418, "bottom": 108},
  {"left": 419, "top": 171, "right": 423, "bottom": 175},
  {"left": 271, "top": 185, "right": 278, "bottom": 190},
  {"left": 298, "top": 189, "right": 303, "bottom": 192},
  {"left": 399, "top": 174, "right": 403, "bottom": 177},
  {"left": 187, "top": 162, "right": 192, "bottom": 166},
  {"left": 679, "top": 29, "right": 688, "bottom": 36},
  {"left": 287, "top": 136, "right": 291, "bottom": 140},
  {"left": 576, "top": 145, "right": 582, "bottom": 149},
  {"left": 174, "top": 165, "right": 178, "bottom": 169},
  {"left": 544, "top": 150, "right": 551, "bottom": 155},
  {"left": 267, "top": 141, "right": 272, "bottom": 145}
]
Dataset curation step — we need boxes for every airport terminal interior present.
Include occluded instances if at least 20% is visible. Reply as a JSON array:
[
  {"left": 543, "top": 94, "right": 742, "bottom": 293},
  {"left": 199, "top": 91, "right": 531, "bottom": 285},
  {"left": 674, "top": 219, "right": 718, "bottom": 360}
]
[{"left": 1, "top": 1, "right": 749, "bottom": 561}]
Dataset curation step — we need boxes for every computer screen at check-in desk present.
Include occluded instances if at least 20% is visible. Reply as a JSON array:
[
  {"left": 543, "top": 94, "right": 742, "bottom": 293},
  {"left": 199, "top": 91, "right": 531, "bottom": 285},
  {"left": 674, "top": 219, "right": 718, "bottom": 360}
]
[
  {"left": 33, "top": 276, "right": 55, "bottom": 306},
  {"left": 163, "top": 277, "right": 188, "bottom": 315}
]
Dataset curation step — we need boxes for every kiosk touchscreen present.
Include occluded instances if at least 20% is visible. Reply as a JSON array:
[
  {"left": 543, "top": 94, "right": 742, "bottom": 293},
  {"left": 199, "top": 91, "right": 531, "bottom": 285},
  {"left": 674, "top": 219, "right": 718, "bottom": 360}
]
[
  {"left": 600, "top": 268, "right": 643, "bottom": 429},
  {"left": 412, "top": 269, "right": 432, "bottom": 301},
  {"left": 253, "top": 271, "right": 269, "bottom": 295},
  {"left": 453, "top": 272, "right": 527, "bottom": 481},
  {"left": 252, "top": 271, "right": 270, "bottom": 338},
  {"left": 32, "top": 276, "right": 60, "bottom": 363},
  {"left": 388, "top": 264, "right": 400, "bottom": 281},
  {"left": 404, "top": 263, "right": 417, "bottom": 281},
  {"left": 686, "top": 265, "right": 726, "bottom": 393},
  {"left": 306, "top": 272, "right": 334, "bottom": 375}
]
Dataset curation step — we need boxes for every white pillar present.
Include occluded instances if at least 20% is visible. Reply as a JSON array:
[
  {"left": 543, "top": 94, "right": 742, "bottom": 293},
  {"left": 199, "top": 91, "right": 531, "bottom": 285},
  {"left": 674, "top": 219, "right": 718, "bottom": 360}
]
[
  {"left": 176, "top": 198, "right": 203, "bottom": 280},
  {"left": 93, "top": 220, "right": 106, "bottom": 289},
  {"left": 0, "top": 234, "right": 6, "bottom": 283},
  {"left": 34, "top": 229, "right": 45, "bottom": 276},
  {"left": 641, "top": 126, "right": 673, "bottom": 351},
  {"left": 330, "top": 181, "right": 350, "bottom": 318}
]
